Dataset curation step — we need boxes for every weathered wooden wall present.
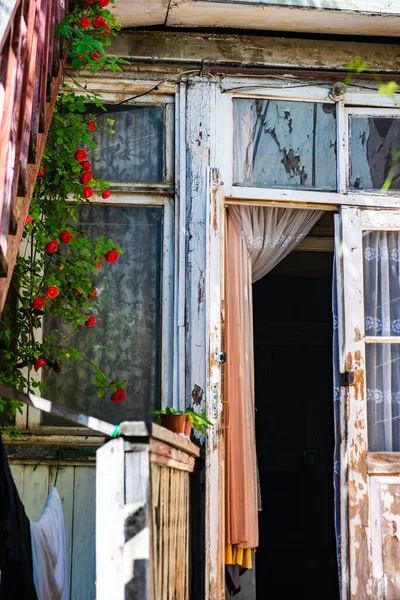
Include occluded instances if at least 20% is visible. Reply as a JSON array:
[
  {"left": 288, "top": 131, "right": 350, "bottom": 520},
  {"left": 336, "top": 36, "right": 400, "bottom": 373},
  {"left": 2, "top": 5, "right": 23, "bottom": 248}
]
[{"left": 10, "top": 461, "right": 96, "bottom": 600}]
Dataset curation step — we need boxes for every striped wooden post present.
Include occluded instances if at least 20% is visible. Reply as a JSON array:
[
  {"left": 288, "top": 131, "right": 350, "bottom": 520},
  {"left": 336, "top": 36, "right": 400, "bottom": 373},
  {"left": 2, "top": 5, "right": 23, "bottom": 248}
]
[{"left": 96, "top": 422, "right": 201, "bottom": 600}]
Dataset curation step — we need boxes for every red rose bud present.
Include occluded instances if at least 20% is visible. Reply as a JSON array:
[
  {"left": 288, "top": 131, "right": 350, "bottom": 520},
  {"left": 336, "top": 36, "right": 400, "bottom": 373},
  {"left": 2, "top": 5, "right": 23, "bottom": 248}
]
[
  {"left": 34, "top": 358, "right": 46, "bottom": 371},
  {"left": 37, "top": 164, "right": 46, "bottom": 176},
  {"left": 31, "top": 297, "right": 45, "bottom": 310},
  {"left": 91, "top": 50, "right": 102, "bottom": 60},
  {"left": 85, "top": 316, "right": 97, "bottom": 327},
  {"left": 95, "top": 258, "right": 103, "bottom": 268},
  {"left": 74, "top": 149, "right": 88, "bottom": 162},
  {"left": 74, "top": 288, "right": 82, "bottom": 295},
  {"left": 102, "top": 30, "right": 110, "bottom": 37},
  {"left": 105, "top": 249, "right": 119, "bottom": 263},
  {"left": 88, "top": 287, "right": 98, "bottom": 301},
  {"left": 87, "top": 121, "right": 96, "bottom": 132},
  {"left": 80, "top": 17, "right": 90, "bottom": 28},
  {"left": 81, "top": 172, "right": 93, "bottom": 184},
  {"left": 111, "top": 389, "right": 126, "bottom": 404},
  {"left": 93, "top": 16, "right": 106, "bottom": 28},
  {"left": 25, "top": 215, "right": 32, "bottom": 224},
  {"left": 60, "top": 230, "right": 73, "bottom": 244},
  {"left": 81, "top": 161, "right": 91, "bottom": 171},
  {"left": 83, "top": 2, "right": 89, "bottom": 7},
  {"left": 98, "top": 0, "right": 109, "bottom": 6},
  {"left": 46, "top": 240, "right": 58, "bottom": 254},
  {"left": 45, "top": 286, "right": 59, "bottom": 299},
  {"left": 83, "top": 187, "right": 93, "bottom": 199},
  {"left": 101, "top": 189, "right": 110, "bottom": 199}
]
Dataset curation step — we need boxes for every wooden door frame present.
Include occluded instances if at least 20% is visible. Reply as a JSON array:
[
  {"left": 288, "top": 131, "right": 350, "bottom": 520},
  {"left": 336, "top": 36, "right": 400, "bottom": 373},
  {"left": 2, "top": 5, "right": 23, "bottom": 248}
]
[{"left": 205, "top": 167, "right": 226, "bottom": 599}]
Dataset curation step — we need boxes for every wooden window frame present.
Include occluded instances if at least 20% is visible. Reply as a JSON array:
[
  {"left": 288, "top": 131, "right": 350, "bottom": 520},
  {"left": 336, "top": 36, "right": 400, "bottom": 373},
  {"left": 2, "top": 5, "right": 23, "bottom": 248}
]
[
  {"left": 17, "top": 192, "right": 175, "bottom": 432},
  {"left": 215, "top": 81, "right": 400, "bottom": 210}
]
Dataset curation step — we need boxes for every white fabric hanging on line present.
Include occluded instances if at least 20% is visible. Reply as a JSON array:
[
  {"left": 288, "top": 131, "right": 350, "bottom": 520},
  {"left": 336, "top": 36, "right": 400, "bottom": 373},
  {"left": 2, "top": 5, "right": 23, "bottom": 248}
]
[{"left": 30, "top": 487, "right": 68, "bottom": 600}]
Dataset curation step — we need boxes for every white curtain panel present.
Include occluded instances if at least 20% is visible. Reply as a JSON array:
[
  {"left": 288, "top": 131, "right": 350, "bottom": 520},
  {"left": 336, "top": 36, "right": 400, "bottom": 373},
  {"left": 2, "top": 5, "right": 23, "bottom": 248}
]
[
  {"left": 229, "top": 205, "right": 323, "bottom": 282},
  {"left": 363, "top": 230, "right": 400, "bottom": 451}
]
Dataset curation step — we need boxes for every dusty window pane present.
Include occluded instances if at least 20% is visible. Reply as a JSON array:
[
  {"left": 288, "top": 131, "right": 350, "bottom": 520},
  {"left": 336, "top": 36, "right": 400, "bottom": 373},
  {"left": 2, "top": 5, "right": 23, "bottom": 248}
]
[
  {"left": 42, "top": 205, "right": 163, "bottom": 425},
  {"left": 87, "top": 104, "right": 165, "bottom": 183},
  {"left": 233, "top": 99, "right": 337, "bottom": 190},
  {"left": 350, "top": 116, "right": 400, "bottom": 191}
]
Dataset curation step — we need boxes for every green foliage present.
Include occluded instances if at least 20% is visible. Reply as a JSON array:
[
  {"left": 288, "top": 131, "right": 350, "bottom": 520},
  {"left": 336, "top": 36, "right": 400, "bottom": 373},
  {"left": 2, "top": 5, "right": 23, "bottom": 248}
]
[
  {"left": 0, "top": 89, "right": 126, "bottom": 432},
  {"left": 150, "top": 407, "right": 213, "bottom": 436},
  {"left": 55, "top": 0, "right": 129, "bottom": 72}
]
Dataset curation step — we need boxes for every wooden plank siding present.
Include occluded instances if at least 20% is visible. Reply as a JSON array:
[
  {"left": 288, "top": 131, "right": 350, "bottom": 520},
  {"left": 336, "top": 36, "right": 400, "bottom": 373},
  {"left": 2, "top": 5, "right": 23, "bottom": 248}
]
[
  {"left": 0, "top": 0, "right": 66, "bottom": 311},
  {"left": 10, "top": 461, "right": 96, "bottom": 600}
]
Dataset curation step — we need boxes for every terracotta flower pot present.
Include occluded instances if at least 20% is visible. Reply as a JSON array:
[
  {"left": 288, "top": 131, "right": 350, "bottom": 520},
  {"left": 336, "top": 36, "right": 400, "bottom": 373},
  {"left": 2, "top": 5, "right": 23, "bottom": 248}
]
[
  {"left": 160, "top": 413, "right": 189, "bottom": 436},
  {"left": 184, "top": 418, "right": 192, "bottom": 439}
]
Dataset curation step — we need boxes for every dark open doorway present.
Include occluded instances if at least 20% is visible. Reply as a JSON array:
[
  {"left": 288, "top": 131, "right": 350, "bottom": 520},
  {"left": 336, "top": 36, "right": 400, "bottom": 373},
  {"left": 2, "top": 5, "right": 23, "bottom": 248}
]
[{"left": 253, "top": 245, "right": 339, "bottom": 600}]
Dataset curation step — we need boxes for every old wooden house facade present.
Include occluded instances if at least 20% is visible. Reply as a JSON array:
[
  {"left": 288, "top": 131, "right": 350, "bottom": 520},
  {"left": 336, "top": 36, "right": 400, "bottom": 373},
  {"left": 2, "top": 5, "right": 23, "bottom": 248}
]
[{"left": 4, "top": 1, "right": 400, "bottom": 599}]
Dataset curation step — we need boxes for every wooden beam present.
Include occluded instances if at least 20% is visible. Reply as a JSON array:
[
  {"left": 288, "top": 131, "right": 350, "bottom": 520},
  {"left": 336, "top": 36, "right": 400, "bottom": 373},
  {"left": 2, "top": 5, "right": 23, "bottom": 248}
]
[{"left": 0, "top": 383, "right": 116, "bottom": 435}]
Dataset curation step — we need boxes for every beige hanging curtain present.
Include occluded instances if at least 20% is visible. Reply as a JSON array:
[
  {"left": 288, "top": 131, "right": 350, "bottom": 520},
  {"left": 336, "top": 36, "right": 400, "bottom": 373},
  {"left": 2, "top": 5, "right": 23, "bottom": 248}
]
[{"left": 225, "top": 205, "right": 323, "bottom": 569}]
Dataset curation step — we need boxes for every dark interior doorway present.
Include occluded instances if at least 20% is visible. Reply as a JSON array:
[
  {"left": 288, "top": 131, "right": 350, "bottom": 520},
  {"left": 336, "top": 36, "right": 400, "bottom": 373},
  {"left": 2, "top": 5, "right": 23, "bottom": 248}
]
[{"left": 253, "top": 247, "right": 339, "bottom": 600}]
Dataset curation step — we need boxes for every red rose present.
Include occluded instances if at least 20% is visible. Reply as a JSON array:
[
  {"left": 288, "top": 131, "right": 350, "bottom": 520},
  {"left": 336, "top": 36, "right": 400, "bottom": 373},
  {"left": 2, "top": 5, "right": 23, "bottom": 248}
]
[
  {"left": 83, "top": 187, "right": 93, "bottom": 199},
  {"left": 60, "top": 230, "right": 73, "bottom": 244},
  {"left": 88, "top": 287, "right": 97, "bottom": 300},
  {"left": 91, "top": 50, "right": 102, "bottom": 61},
  {"left": 32, "top": 297, "right": 45, "bottom": 310},
  {"left": 87, "top": 121, "right": 96, "bottom": 132},
  {"left": 46, "top": 240, "right": 58, "bottom": 254},
  {"left": 37, "top": 164, "right": 46, "bottom": 176},
  {"left": 102, "top": 189, "right": 110, "bottom": 199},
  {"left": 102, "top": 30, "right": 110, "bottom": 37},
  {"left": 111, "top": 389, "right": 126, "bottom": 404},
  {"left": 34, "top": 358, "right": 46, "bottom": 371},
  {"left": 25, "top": 215, "right": 32, "bottom": 224},
  {"left": 93, "top": 16, "right": 106, "bottom": 28},
  {"left": 83, "top": 2, "right": 89, "bottom": 7},
  {"left": 80, "top": 17, "right": 90, "bottom": 28},
  {"left": 85, "top": 316, "right": 97, "bottom": 327},
  {"left": 81, "top": 161, "right": 91, "bottom": 171},
  {"left": 98, "top": 0, "right": 109, "bottom": 6},
  {"left": 81, "top": 172, "right": 93, "bottom": 184},
  {"left": 74, "top": 149, "right": 88, "bottom": 162},
  {"left": 105, "top": 249, "right": 119, "bottom": 263},
  {"left": 45, "top": 286, "right": 59, "bottom": 299}
]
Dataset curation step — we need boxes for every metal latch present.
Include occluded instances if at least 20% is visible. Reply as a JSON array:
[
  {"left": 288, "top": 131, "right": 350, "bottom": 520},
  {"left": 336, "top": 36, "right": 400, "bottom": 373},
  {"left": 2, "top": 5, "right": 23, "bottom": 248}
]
[{"left": 214, "top": 352, "right": 226, "bottom": 364}]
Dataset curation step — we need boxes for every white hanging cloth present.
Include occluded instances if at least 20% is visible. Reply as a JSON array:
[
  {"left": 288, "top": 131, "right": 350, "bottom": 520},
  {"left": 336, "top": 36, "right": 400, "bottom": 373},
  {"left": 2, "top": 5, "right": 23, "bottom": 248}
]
[
  {"left": 229, "top": 204, "right": 323, "bottom": 282},
  {"left": 30, "top": 487, "right": 68, "bottom": 600}
]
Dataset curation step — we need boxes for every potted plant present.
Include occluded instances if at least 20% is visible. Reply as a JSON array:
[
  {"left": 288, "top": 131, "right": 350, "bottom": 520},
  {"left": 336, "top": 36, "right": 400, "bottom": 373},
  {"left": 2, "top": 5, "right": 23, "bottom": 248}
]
[{"left": 150, "top": 407, "right": 212, "bottom": 439}]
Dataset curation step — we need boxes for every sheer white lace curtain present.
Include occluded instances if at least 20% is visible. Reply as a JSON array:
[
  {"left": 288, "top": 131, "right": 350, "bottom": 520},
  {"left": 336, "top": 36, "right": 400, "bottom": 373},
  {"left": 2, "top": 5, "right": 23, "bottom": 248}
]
[
  {"left": 363, "top": 230, "right": 400, "bottom": 451},
  {"left": 225, "top": 205, "right": 323, "bottom": 561}
]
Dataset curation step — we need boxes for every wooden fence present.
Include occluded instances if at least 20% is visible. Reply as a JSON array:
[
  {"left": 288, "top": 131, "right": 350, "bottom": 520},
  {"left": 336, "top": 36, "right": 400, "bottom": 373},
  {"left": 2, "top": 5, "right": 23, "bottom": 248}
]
[
  {"left": 0, "top": 0, "right": 66, "bottom": 309},
  {"left": 97, "top": 421, "right": 202, "bottom": 600}
]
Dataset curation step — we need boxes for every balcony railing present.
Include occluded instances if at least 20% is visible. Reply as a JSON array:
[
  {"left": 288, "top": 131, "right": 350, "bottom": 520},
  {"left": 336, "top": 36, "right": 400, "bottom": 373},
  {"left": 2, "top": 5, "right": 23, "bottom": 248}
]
[
  {"left": 0, "top": 0, "right": 66, "bottom": 310},
  {"left": 0, "top": 385, "right": 203, "bottom": 599}
]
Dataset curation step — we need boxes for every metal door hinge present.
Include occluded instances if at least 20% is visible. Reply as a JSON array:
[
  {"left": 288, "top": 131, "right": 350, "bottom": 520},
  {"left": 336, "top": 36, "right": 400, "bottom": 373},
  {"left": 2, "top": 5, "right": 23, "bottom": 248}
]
[
  {"left": 214, "top": 352, "right": 226, "bottom": 364},
  {"left": 345, "top": 371, "right": 355, "bottom": 386}
]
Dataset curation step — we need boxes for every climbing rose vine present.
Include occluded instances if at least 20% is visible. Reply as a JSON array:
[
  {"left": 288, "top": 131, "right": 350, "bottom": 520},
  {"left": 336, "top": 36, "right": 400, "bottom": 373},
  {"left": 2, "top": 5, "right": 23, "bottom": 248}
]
[{"left": 0, "top": 0, "right": 128, "bottom": 433}]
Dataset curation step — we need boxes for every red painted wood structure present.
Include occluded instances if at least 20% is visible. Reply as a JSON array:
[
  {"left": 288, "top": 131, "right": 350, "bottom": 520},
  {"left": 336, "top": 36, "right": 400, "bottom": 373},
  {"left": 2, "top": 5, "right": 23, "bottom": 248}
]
[{"left": 0, "top": 0, "right": 66, "bottom": 311}]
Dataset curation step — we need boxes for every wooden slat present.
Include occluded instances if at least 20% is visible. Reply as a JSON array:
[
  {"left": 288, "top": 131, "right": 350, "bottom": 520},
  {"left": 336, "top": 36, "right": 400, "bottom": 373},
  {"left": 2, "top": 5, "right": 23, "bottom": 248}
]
[
  {"left": 10, "top": 463, "right": 25, "bottom": 498},
  {"left": 96, "top": 438, "right": 125, "bottom": 600},
  {"left": 367, "top": 453, "right": 400, "bottom": 475},
  {"left": 49, "top": 464, "right": 75, "bottom": 599},
  {"left": 0, "top": 384, "right": 116, "bottom": 435},
  {"left": 23, "top": 464, "right": 49, "bottom": 521},
  {"left": 71, "top": 467, "right": 96, "bottom": 600}
]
